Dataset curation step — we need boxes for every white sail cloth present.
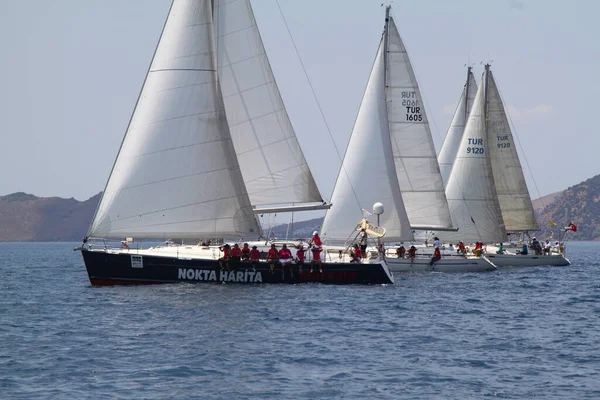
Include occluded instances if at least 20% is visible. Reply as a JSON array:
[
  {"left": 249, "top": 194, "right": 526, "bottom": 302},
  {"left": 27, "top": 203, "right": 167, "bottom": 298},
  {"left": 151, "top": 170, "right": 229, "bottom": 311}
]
[
  {"left": 321, "top": 40, "right": 414, "bottom": 242},
  {"left": 88, "top": 0, "right": 259, "bottom": 239},
  {"left": 214, "top": 0, "right": 322, "bottom": 207},
  {"left": 385, "top": 17, "right": 454, "bottom": 231},
  {"left": 486, "top": 70, "right": 539, "bottom": 232},
  {"left": 441, "top": 73, "right": 507, "bottom": 244},
  {"left": 438, "top": 69, "right": 478, "bottom": 186}
]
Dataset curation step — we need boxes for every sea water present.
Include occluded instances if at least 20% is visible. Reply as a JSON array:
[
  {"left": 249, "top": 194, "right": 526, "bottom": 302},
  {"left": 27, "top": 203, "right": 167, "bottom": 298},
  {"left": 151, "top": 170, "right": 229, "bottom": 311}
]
[{"left": 1, "top": 242, "right": 599, "bottom": 399}]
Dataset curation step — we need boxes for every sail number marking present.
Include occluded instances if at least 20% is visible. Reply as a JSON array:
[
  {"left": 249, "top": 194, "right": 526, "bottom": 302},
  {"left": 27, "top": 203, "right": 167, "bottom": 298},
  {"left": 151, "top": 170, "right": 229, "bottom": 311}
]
[
  {"left": 466, "top": 138, "right": 484, "bottom": 155},
  {"left": 497, "top": 135, "right": 510, "bottom": 148},
  {"left": 401, "top": 91, "right": 423, "bottom": 122}
]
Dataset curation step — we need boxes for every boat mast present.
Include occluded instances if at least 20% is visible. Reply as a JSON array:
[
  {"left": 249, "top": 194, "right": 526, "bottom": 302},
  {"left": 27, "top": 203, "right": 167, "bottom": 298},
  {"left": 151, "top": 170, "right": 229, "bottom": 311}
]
[
  {"left": 484, "top": 63, "right": 490, "bottom": 125},
  {"left": 383, "top": 6, "right": 391, "bottom": 77},
  {"left": 464, "top": 66, "right": 472, "bottom": 122}
]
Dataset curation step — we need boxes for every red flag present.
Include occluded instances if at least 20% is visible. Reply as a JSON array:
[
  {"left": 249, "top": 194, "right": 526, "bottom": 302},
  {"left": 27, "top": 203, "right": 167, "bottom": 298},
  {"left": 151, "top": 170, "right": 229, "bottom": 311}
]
[{"left": 568, "top": 222, "right": 577, "bottom": 232}]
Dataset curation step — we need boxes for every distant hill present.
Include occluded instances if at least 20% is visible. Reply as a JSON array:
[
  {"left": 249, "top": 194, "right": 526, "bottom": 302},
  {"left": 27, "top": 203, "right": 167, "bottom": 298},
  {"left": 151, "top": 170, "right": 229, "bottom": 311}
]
[
  {"left": 0, "top": 192, "right": 100, "bottom": 241},
  {"left": 2, "top": 173, "right": 599, "bottom": 242},
  {"left": 534, "top": 175, "right": 600, "bottom": 241},
  {"left": 531, "top": 191, "right": 561, "bottom": 213},
  {"left": 269, "top": 217, "right": 324, "bottom": 240}
]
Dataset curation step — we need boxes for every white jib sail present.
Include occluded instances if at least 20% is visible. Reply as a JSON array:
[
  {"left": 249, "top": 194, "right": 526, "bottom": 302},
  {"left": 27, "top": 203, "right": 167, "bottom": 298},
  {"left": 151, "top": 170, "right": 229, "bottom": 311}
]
[
  {"left": 441, "top": 74, "right": 507, "bottom": 244},
  {"left": 214, "top": 0, "right": 323, "bottom": 207},
  {"left": 438, "top": 68, "right": 478, "bottom": 186},
  {"left": 486, "top": 68, "right": 539, "bottom": 232},
  {"left": 385, "top": 16, "right": 454, "bottom": 231},
  {"left": 321, "top": 39, "right": 414, "bottom": 243},
  {"left": 88, "top": 0, "right": 260, "bottom": 239}
]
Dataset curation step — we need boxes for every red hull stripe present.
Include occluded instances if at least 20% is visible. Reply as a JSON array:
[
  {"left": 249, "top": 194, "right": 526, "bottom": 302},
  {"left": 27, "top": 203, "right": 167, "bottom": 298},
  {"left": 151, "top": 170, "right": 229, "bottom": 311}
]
[{"left": 90, "top": 279, "right": 159, "bottom": 286}]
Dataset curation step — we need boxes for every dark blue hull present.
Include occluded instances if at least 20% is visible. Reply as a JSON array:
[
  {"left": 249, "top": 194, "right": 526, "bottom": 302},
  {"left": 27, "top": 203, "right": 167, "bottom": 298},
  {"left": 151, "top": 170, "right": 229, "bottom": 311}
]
[{"left": 80, "top": 249, "right": 393, "bottom": 285}]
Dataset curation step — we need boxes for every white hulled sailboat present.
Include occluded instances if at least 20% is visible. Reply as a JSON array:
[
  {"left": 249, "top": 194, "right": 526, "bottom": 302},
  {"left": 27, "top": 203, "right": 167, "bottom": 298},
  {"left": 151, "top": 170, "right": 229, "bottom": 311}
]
[
  {"left": 78, "top": 0, "right": 394, "bottom": 285},
  {"left": 440, "top": 64, "right": 569, "bottom": 267},
  {"left": 320, "top": 6, "right": 496, "bottom": 273}
]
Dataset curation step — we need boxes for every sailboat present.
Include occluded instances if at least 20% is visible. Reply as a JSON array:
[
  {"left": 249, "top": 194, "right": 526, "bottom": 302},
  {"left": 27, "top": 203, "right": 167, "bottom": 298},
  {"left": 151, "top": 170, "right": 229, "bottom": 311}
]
[
  {"left": 77, "top": 0, "right": 394, "bottom": 285},
  {"left": 440, "top": 64, "right": 569, "bottom": 267},
  {"left": 320, "top": 6, "right": 496, "bottom": 273}
]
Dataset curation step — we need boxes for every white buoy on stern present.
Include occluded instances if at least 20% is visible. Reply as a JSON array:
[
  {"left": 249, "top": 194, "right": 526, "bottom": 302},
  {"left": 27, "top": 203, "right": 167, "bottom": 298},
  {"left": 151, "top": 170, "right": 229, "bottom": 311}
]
[{"left": 373, "top": 202, "right": 384, "bottom": 216}]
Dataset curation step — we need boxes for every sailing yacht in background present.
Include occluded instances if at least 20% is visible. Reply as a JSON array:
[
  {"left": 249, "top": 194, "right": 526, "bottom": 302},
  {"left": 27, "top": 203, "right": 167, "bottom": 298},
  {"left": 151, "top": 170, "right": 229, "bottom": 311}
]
[
  {"left": 438, "top": 67, "right": 477, "bottom": 186},
  {"left": 77, "top": 0, "right": 394, "bottom": 285},
  {"left": 440, "top": 64, "right": 569, "bottom": 267},
  {"left": 321, "top": 6, "right": 496, "bottom": 273}
]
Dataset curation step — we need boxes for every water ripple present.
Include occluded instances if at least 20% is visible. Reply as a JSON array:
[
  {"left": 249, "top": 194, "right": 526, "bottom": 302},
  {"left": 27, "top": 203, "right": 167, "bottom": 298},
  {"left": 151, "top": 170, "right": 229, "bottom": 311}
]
[{"left": 1, "top": 242, "right": 600, "bottom": 399}]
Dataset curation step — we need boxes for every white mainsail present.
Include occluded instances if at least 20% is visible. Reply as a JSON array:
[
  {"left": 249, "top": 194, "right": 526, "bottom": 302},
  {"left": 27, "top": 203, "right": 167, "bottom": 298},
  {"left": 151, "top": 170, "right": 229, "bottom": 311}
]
[
  {"left": 438, "top": 67, "right": 478, "bottom": 186},
  {"left": 88, "top": 0, "right": 259, "bottom": 239},
  {"left": 321, "top": 37, "right": 414, "bottom": 242},
  {"left": 486, "top": 69, "right": 539, "bottom": 232},
  {"left": 441, "top": 70, "right": 507, "bottom": 244},
  {"left": 214, "top": 0, "right": 323, "bottom": 208},
  {"left": 385, "top": 16, "right": 454, "bottom": 231}
]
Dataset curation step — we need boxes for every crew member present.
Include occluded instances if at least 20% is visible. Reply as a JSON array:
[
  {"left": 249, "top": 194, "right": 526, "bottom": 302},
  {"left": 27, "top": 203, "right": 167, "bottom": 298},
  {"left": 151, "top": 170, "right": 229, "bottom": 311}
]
[
  {"left": 241, "top": 243, "right": 251, "bottom": 261},
  {"left": 396, "top": 243, "right": 406, "bottom": 258},
  {"left": 350, "top": 244, "right": 362, "bottom": 263},
  {"left": 296, "top": 245, "right": 306, "bottom": 274},
  {"left": 309, "top": 245, "right": 323, "bottom": 274},
  {"left": 267, "top": 244, "right": 279, "bottom": 274},
  {"left": 250, "top": 245, "right": 261, "bottom": 271},
  {"left": 218, "top": 244, "right": 231, "bottom": 270},
  {"left": 407, "top": 245, "right": 417, "bottom": 263},
  {"left": 279, "top": 244, "right": 293, "bottom": 279},
  {"left": 429, "top": 246, "right": 441, "bottom": 267}
]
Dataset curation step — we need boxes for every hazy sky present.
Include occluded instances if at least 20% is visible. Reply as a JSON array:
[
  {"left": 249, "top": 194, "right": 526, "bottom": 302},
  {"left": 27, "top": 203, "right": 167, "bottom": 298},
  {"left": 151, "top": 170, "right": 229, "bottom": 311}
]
[{"left": 1, "top": 0, "right": 598, "bottom": 205}]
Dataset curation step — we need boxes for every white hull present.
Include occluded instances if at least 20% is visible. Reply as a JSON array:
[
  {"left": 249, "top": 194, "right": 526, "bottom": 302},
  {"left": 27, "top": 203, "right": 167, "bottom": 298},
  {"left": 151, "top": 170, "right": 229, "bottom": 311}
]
[
  {"left": 387, "top": 255, "right": 497, "bottom": 273},
  {"left": 93, "top": 242, "right": 383, "bottom": 265},
  {"left": 484, "top": 252, "right": 571, "bottom": 267}
]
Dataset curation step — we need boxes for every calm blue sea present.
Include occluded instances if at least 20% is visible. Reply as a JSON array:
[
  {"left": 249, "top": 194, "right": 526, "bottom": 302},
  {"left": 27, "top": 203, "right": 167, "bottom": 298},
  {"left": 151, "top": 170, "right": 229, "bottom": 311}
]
[{"left": 1, "top": 242, "right": 599, "bottom": 399}]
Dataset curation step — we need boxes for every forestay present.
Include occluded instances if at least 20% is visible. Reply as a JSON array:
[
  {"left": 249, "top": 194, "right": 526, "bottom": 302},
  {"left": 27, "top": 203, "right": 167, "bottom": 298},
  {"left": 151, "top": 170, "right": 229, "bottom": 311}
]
[
  {"left": 214, "top": 0, "right": 322, "bottom": 207},
  {"left": 385, "top": 16, "right": 454, "bottom": 231},
  {"left": 438, "top": 68, "right": 478, "bottom": 186},
  {"left": 321, "top": 40, "right": 414, "bottom": 243},
  {"left": 88, "top": 0, "right": 259, "bottom": 239},
  {"left": 486, "top": 70, "right": 539, "bottom": 232},
  {"left": 441, "top": 74, "right": 507, "bottom": 244}
]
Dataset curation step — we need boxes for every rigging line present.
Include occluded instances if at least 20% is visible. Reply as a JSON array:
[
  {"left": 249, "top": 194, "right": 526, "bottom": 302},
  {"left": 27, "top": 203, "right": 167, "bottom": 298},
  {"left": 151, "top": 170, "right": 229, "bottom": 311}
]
[
  {"left": 274, "top": 0, "right": 362, "bottom": 209},
  {"left": 150, "top": 68, "right": 216, "bottom": 72},
  {"left": 421, "top": 95, "right": 444, "bottom": 149}
]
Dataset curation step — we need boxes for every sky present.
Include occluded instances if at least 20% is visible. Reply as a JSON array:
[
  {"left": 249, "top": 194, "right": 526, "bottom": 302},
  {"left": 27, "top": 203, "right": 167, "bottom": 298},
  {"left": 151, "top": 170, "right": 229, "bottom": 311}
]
[{"left": 1, "top": 0, "right": 598, "bottom": 207}]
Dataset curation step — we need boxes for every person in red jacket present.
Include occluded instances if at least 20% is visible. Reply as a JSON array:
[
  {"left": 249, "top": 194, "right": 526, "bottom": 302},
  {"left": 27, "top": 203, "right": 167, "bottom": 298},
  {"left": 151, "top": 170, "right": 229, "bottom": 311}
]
[
  {"left": 231, "top": 243, "right": 241, "bottom": 267},
  {"left": 267, "top": 244, "right": 279, "bottom": 274},
  {"left": 219, "top": 244, "right": 231, "bottom": 270},
  {"left": 296, "top": 244, "right": 306, "bottom": 274},
  {"left": 407, "top": 245, "right": 417, "bottom": 264},
  {"left": 309, "top": 231, "right": 322, "bottom": 248},
  {"left": 474, "top": 241, "right": 483, "bottom": 257},
  {"left": 429, "top": 247, "right": 441, "bottom": 268},
  {"left": 309, "top": 245, "right": 323, "bottom": 274},
  {"left": 249, "top": 245, "right": 261, "bottom": 271},
  {"left": 279, "top": 244, "right": 293, "bottom": 279},
  {"left": 350, "top": 244, "right": 362, "bottom": 263},
  {"left": 241, "top": 243, "right": 251, "bottom": 261},
  {"left": 396, "top": 243, "right": 406, "bottom": 258}
]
